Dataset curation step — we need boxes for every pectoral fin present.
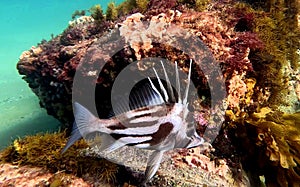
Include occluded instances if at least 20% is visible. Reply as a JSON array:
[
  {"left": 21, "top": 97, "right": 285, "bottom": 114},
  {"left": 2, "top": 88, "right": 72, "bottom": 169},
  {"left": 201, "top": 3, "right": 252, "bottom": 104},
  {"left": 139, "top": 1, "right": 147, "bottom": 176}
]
[{"left": 143, "top": 150, "right": 165, "bottom": 184}]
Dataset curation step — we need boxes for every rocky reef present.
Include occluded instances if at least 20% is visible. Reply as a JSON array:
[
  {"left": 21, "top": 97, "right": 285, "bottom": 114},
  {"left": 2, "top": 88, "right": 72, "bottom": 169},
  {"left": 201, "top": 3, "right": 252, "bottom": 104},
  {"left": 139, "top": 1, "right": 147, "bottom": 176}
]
[
  {"left": 12, "top": 0, "right": 300, "bottom": 186},
  {"left": 0, "top": 132, "right": 241, "bottom": 186}
]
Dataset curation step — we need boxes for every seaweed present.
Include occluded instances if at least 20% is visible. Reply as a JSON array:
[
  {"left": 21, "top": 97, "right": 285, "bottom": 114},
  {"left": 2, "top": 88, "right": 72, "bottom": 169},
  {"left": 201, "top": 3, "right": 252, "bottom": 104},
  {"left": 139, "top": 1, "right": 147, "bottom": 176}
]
[
  {"left": 246, "top": 110, "right": 300, "bottom": 186},
  {"left": 89, "top": 4, "right": 105, "bottom": 26},
  {"left": 116, "top": 0, "right": 138, "bottom": 17},
  {"left": 0, "top": 131, "right": 118, "bottom": 183},
  {"left": 106, "top": 2, "right": 118, "bottom": 21},
  {"left": 136, "top": 0, "right": 150, "bottom": 12},
  {"left": 195, "top": 0, "right": 212, "bottom": 11},
  {"left": 71, "top": 10, "right": 86, "bottom": 20},
  {"left": 177, "top": 0, "right": 211, "bottom": 11},
  {"left": 240, "top": 0, "right": 300, "bottom": 108},
  {"left": 226, "top": 107, "right": 300, "bottom": 186}
]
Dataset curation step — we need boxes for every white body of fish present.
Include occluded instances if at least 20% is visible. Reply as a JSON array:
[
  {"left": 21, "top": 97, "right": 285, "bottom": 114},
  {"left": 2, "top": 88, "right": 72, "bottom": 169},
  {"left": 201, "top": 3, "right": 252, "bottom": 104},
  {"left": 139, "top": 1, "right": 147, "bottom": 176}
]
[{"left": 62, "top": 60, "right": 204, "bottom": 184}]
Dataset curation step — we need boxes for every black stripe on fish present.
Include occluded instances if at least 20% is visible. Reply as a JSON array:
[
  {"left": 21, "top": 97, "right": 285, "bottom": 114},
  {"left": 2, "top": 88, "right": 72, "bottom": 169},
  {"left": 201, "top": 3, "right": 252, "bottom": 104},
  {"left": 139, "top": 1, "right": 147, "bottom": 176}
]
[
  {"left": 107, "top": 122, "right": 127, "bottom": 130},
  {"left": 149, "top": 122, "right": 174, "bottom": 145},
  {"left": 140, "top": 122, "right": 174, "bottom": 146},
  {"left": 113, "top": 105, "right": 171, "bottom": 128},
  {"left": 111, "top": 122, "right": 174, "bottom": 147}
]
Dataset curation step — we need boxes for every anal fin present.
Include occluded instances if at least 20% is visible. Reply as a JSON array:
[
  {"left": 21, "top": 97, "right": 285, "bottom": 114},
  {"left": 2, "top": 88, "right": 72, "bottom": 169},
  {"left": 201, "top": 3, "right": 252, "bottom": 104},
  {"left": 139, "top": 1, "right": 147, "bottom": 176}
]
[{"left": 143, "top": 150, "right": 165, "bottom": 184}]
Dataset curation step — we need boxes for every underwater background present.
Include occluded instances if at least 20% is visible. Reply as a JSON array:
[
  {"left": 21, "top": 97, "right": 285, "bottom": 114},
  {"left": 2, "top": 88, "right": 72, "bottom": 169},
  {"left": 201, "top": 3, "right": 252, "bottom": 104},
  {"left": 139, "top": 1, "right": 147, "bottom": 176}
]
[
  {"left": 0, "top": 0, "right": 299, "bottom": 186},
  {"left": 0, "top": 0, "right": 122, "bottom": 149}
]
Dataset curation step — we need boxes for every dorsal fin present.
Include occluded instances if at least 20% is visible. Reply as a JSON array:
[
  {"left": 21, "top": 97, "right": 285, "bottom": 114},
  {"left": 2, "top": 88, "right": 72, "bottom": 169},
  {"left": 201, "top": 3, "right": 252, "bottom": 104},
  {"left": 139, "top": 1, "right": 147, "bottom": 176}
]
[
  {"left": 111, "top": 81, "right": 165, "bottom": 117},
  {"left": 129, "top": 83, "right": 164, "bottom": 109},
  {"left": 183, "top": 59, "right": 192, "bottom": 105},
  {"left": 160, "top": 61, "right": 175, "bottom": 102},
  {"left": 152, "top": 67, "right": 169, "bottom": 102},
  {"left": 147, "top": 77, "right": 163, "bottom": 101},
  {"left": 175, "top": 61, "right": 182, "bottom": 104}
]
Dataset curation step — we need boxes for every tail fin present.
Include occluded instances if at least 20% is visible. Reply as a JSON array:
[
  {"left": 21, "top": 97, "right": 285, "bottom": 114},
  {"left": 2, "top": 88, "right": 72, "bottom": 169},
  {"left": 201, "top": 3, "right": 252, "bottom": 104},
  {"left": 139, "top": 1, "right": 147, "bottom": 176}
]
[{"left": 61, "top": 102, "right": 98, "bottom": 153}]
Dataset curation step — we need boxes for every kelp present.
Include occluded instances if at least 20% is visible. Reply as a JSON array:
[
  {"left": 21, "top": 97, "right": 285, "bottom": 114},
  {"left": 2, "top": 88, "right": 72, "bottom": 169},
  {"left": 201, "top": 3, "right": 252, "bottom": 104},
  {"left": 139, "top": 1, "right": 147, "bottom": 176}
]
[{"left": 247, "top": 110, "right": 300, "bottom": 186}]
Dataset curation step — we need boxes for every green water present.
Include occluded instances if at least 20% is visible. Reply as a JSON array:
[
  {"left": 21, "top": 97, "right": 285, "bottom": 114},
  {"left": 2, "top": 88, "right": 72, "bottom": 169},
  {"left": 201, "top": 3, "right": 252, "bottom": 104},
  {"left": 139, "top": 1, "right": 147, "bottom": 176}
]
[{"left": 0, "top": 0, "right": 122, "bottom": 149}]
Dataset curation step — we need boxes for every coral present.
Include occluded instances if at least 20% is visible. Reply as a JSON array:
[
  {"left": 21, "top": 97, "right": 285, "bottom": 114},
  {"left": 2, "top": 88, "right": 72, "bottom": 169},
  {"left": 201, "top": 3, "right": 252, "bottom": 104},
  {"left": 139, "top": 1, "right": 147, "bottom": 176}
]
[
  {"left": 173, "top": 147, "right": 231, "bottom": 177},
  {"left": 0, "top": 163, "right": 92, "bottom": 187},
  {"left": 177, "top": 0, "right": 212, "bottom": 12},
  {"left": 296, "top": 82, "right": 300, "bottom": 101},
  {"left": 119, "top": 11, "right": 181, "bottom": 61},
  {"left": 145, "top": 0, "right": 177, "bottom": 16},
  {"left": 227, "top": 73, "right": 257, "bottom": 109}
]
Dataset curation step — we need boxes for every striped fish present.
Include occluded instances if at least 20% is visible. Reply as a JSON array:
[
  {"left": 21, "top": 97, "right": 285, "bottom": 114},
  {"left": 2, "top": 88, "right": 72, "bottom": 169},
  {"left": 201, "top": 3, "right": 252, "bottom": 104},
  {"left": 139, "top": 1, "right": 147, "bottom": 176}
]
[{"left": 62, "top": 59, "right": 204, "bottom": 184}]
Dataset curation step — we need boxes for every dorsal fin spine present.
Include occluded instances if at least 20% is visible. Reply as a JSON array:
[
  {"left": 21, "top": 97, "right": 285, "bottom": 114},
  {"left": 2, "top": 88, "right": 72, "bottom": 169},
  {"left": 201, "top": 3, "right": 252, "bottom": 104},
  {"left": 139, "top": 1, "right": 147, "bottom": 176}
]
[
  {"left": 183, "top": 59, "right": 192, "bottom": 105},
  {"left": 160, "top": 61, "right": 175, "bottom": 102},
  {"left": 152, "top": 67, "right": 169, "bottom": 102},
  {"left": 175, "top": 61, "right": 182, "bottom": 103},
  {"left": 147, "top": 77, "right": 164, "bottom": 102}
]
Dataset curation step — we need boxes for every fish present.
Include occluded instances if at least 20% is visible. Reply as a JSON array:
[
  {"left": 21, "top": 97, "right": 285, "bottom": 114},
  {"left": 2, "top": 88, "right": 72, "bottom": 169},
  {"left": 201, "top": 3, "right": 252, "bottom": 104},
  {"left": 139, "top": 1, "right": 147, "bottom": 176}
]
[{"left": 62, "top": 59, "right": 204, "bottom": 184}]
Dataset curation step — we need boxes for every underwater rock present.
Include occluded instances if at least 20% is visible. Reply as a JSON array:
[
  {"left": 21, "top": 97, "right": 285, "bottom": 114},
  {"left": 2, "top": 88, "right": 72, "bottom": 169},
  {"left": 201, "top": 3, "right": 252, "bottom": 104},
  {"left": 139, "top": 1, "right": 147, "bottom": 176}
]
[
  {"left": 16, "top": 0, "right": 300, "bottom": 186},
  {"left": 0, "top": 132, "right": 244, "bottom": 186},
  {"left": 0, "top": 163, "right": 92, "bottom": 187},
  {"left": 16, "top": 0, "right": 266, "bottom": 126}
]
